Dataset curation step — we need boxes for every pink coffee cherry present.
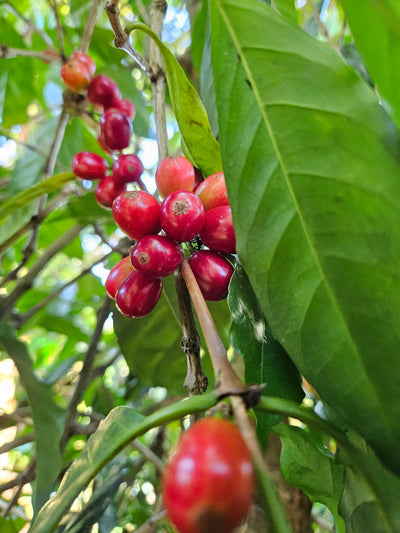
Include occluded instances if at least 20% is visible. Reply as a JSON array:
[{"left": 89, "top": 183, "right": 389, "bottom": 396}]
[
  {"left": 95, "top": 175, "right": 127, "bottom": 209},
  {"left": 200, "top": 205, "right": 236, "bottom": 254},
  {"left": 115, "top": 270, "right": 162, "bottom": 318},
  {"left": 88, "top": 75, "right": 121, "bottom": 109},
  {"left": 195, "top": 171, "right": 229, "bottom": 211},
  {"left": 131, "top": 235, "right": 181, "bottom": 278},
  {"left": 105, "top": 256, "right": 134, "bottom": 299},
  {"left": 160, "top": 191, "right": 205, "bottom": 242},
  {"left": 155, "top": 155, "right": 195, "bottom": 198},
  {"left": 72, "top": 151, "right": 108, "bottom": 180},
  {"left": 100, "top": 109, "right": 133, "bottom": 152},
  {"left": 188, "top": 250, "right": 234, "bottom": 301},
  {"left": 113, "top": 154, "right": 144, "bottom": 184},
  {"left": 112, "top": 98, "right": 136, "bottom": 120},
  {"left": 112, "top": 191, "right": 161, "bottom": 241}
]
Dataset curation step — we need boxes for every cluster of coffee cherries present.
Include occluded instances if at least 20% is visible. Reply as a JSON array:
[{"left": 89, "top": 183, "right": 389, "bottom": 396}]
[{"left": 104, "top": 156, "right": 236, "bottom": 318}]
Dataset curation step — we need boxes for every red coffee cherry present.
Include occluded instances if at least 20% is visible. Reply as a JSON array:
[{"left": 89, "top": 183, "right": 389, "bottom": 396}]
[
  {"left": 88, "top": 75, "right": 121, "bottom": 109},
  {"left": 70, "top": 51, "right": 96, "bottom": 78},
  {"left": 113, "top": 154, "right": 144, "bottom": 184},
  {"left": 61, "top": 59, "right": 92, "bottom": 92},
  {"left": 200, "top": 205, "right": 236, "bottom": 254},
  {"left": 195, "top": 171, "right": 229, "bottom": 211},
  {"left": 72, "top": 152, "right": 108, "bottom": 180},
  {"left": 163, "top": 417, "right": 254, "bottom": 533},
  {"left": 112, "top": 98, "right": 136, "bottom": 120},
  {"left": 131, "top": 235, "right": 181, "bottom": 278},
  {"left": 188, "top": 250, "right": 234, "bottom": 301},
  {"left": 95, "top": 175, "right": 127, "bottom": 209},
  {"left": 105, "top": 256, "right": 134, "bottom": 299},
  {"left": 115, "top": 270, "right": 162, "bottom": 318},
  {"left": 112, "top": 191, "right": 161, "bottom": 241},
  {"left": 160, "top": 191, "right": 205, "bottom": 242},
  {"left": 155, "top": 155, "right": 195, "bottom": 198},
  {"left": 99, "top": 109, "right": 133, "bottom": 152}
]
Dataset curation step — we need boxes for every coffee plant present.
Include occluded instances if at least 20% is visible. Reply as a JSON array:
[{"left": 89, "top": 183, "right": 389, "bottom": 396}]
[{"left": 1, "top": 1, "right": 400, "bottom": 532}]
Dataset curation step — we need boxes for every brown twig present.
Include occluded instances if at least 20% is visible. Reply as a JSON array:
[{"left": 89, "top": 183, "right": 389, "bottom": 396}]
[
  {"left": 60, "top": 297, "right": 112, "bottom": 452},
  {"left": 180, "top": 258, "right": 247, "bottom": 398},
  {"left": 0, "top": 460, "right": 35, "bottom": 496},
  {"left": 0, "top": 433, "right": 34, "bottom": 455},
  {"left": 174, "top": 269, "right": 208, "bottom": 395},
  {"left": 304, "top": 0, "right": 338, "bottom": 51},
  {"left": 0, "top": 45, "right": 60, "bottom": 63},
  {"left": 105, "top": 0, "right": 153, "bottom": 77}
]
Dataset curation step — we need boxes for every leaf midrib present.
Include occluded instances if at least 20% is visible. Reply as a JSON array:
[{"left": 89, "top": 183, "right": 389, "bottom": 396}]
[{"left": 215, "top": 1, "right": 390, "bottom": 427}]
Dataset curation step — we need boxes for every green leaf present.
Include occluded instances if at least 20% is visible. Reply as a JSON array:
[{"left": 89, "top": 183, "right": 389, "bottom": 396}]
[
  {"left": 30, "top": 393, "right": 217, "bottom": 533},
  {"left": 272, "top": 0, "right": 297, "bottom": 23},
  {"left": 113, "top": 276, "right": 187, "bottom": 394},
  {"left": 0, "top": 322, "right": 65, "bottom": 514},
  {"left": 337, "top": 431, "right": 400, "bottom": 533},
  {"left": 125, "top": 22, "right": 222, "bottom": 176},
  {"left": 228, "top": 265, "right": 303, "bottom": 446},
  {"left": 0, "top": 172, "right": 75, "bottom": 223},
  {"left": 274, "top": 424, "right": 345, "bottom": 532},
  {"left": 341, "top": 0, "right": 400, "bottom": 130},
  {"left": 211, "top": 0, "right": 400, "bottom": 474}
]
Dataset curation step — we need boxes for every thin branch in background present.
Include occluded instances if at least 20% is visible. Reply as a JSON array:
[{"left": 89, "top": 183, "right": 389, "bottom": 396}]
[
  {"left": 4, "top": 3, "right": 54, "bottom": 47},
  {"left": 304, "top": 0, "right": 338, "bottom": 51},
  {"left": 60, "top": 297, "right": 112, "bottom": 452},
  {"left": 149, "top": 0, "right": 168, "bottom": 160},
  {"left": 135, "top": 0, "right": 151, "bottom": 26},
  {"left": 0, "top": 45, "right": 61, "bottom": 63},
  {"left": 132, "top": 439, "right": 165, "bottom": 474},
  {"left": 12, "top": 250, "right": 114, "bottom": 329},
  {"left": 0, "top": 185, "right": 79, "bottom": 265},
  {"left": 0, "top": 460, "right": 35, "bottom": 497},
  {"left": 131, "top": 510, "right": 167, "bottom": 533},
  {"left": 0, "top": 132, "right": 68, "bottom": 170},
  {"left": 49, "top": 0, "right": 67, "bottom": 61},
  {"left": 0, "top": 224, "right": 83, "bottom": 320},
  {"left": 93, "top": 223, "right": 132, "bottom": 256},
  {"left": 0, "top": 407, "right": 32, "bottom": 428},
  {"left": 0, "top": 433, "right": 34, "bottom": 455},
  {"left": 80, "top": 0, "right": 104, "bottom": 53}
]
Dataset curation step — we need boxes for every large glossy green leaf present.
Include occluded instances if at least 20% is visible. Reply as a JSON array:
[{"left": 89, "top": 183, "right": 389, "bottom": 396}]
[
  {"left": 30, "top": 393, "right": 217, "bottom": 533},
  {"left": 272, "top": 0, "right": 297, "bottom": 23},
  {"left": 274, "top": 424, "right": 345, "bottom": 532},
  {"left": 341, "top": 0, "right": 400, "bottom": 130},
  {"left": 0, "top": 172, "right": 75, "bottom": 223},
  {"left": 0, "top": 322, "right": 65, "bottom": 514},
  {"left": 125, "top": 22, "right": 222, "bottom": 176},
  {"left": 211, "top": 0, "right": 400, "bottom": 474},
  {"left": 228, "top": 265, "right": 303, "bottom": 446}
]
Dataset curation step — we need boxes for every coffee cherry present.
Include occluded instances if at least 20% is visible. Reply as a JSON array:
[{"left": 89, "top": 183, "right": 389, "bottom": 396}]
[
  {"left": 71, "top": 51, "right": 96, "bottom": 78},
  {"left": 113, "top": 154, "right": 144, "bottom": 184},
  {"left": 193, "top": 168, "right": 204, "bottom": 192},
  {"left": 88, "top": 74, "right": 121, "bottom": 109},
  {"left": 200, "top": 205, "right": 236, "bottom": 254},
  {"left": 112, "top": 191, "right": 161, "bottom": 241},
  {"left": 188, "top": 250, "right": 234, "bottom": 301},
  {"left": 112, "top": 98, "right": 136, "bottom": 120},
  {"left": 72, "top": 152, "right": 108, "bottom": 180},
  {"left": 155, "top": 156, "right": 195, "bottom": 197},
  {"left": 131, "top": 235, "right": 181, "bottom": 278},
  {"left": 115, "top": 270, "right": 162, "bottom": 317},
  {"left": 95, "top": 175, "right": 127, "bottom": 209},
  {"left": 99, "top": 109, "right": 133, "bottom": 152},
  {"left": 61, "top": 59, "right": 92, "bottom": 92},
  {"left": 160, "top": 191, "right": 205, "bottom": 242},
  {"left": 195, "top": 172, "right": 229, "bottom": 211},
  {"left": 163, "top": 417, "right": 254, "bottom": 533},
  {"left": 105, "top": 256, "right": 134, "bottom": 299}
]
